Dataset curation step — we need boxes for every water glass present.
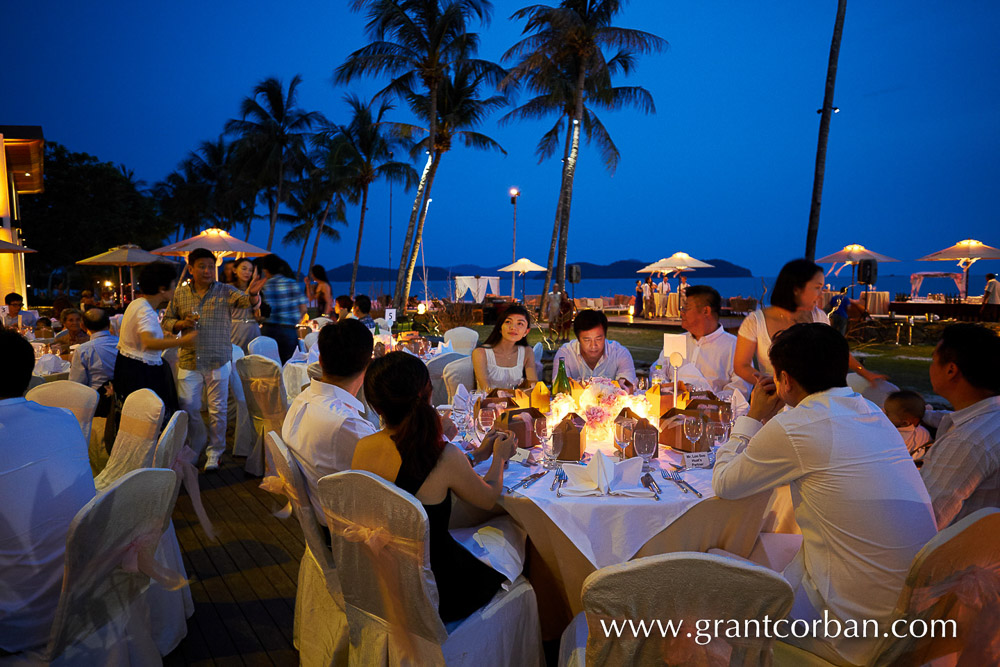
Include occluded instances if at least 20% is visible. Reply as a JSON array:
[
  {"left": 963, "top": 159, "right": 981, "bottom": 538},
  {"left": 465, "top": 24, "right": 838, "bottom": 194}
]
[
  {"left": 633, "top": 430, "right": 658, "bottom": 473},
  {"left": 683, "top": 417, "right": 704, "bottom": 450},
  {"left": 536, "top": 417, "right": 560, "bottom": 469},
  {"left": 614, "top": 418, "right": 636, "bottom": 460}
]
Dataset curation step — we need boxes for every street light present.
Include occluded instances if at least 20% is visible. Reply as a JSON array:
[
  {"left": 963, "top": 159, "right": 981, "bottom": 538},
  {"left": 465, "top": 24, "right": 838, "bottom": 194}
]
[{"left": 509, "top": 187, "right": 520, "bottom": 299}]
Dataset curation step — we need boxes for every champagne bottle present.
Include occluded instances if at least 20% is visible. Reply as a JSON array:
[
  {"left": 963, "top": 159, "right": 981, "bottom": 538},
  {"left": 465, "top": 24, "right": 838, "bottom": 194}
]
[{"left": 552, "top": 359, "right": 571, "bottom": 396}]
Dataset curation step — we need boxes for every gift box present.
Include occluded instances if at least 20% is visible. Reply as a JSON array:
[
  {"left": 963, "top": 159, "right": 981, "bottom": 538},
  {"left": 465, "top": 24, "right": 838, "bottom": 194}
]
[
  {"left": 659, "top": 409, "right": 711, "bottom": 452},
  {"left": 480, "top": 388, "right": 518, "bottom": 414},
  {"left": 623, "top": 417, "right": 660, "bottom": 459},
  {"left": 687, "top": 397, "right": 730, "bottom": 424},
  {"left": 499, "top": 407, "right": 546, "bottom": 449},
  {"left": 553, "top": 412, "right": 587, "bottom": 461},
  {"left": 530, "top": 382, "right": 550, "bottom": 413}
]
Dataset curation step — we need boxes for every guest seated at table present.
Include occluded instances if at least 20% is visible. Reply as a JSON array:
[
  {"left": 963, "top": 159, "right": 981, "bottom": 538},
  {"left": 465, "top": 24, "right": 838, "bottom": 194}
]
[
  {"left": 79, "top": 290, "right": 98, "bottom": 310},
  {"left": 352, "top": 352, "right": 517, "bottom": 623},
  {"left": 552, "top": 309, "right": 637, "bottom": 391},
  {"left": 53, "top": 307, "right": 90, "bottom": 353},
  {"left": 883, "top": 390, "right": 931, "bottom": 458},
  {"left": 734, "top": 259, "right": 886, "bottom": 387},
  {"left": 33, "top": 317, "right": 54, "bottom": 339},
  {"left": 2, "top": 292, "right": 37, "bottom": 330},
  {"left": 282, "top": 319, "right": 377, "bottom": 523},
  {"left": 651, "top": 286, "right": 742, "bottom": 395},
  {"left": 472, "top": 305, "right": 538, "bottom": 391},
  {"left": 713, "top": 323, "right": 936, "bottom": 666},
  {"left": 0, "top": 329, "right": 97, "bottom": 655},
  {"left": 69, "top": 308, "right": 119, "bottom": 418},
  {"left": 333, "top": 294, "right": 354, "bottom": 322},
  {"left": 351, "top": 294, "right": 376, "bottom": 328},
  {"left": 919, "top": 323, "right": 1000, "bottom": 529}
]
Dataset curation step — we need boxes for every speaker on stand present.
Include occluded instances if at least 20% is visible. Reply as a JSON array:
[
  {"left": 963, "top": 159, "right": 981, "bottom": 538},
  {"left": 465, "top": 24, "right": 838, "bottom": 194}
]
[{"left": 567, "top": 264, "right": 582, "bottom": 301}]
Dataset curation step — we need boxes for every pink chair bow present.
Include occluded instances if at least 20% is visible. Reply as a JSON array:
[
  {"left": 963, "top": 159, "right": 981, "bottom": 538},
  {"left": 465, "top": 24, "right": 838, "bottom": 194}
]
[
  {"left": 909, "top": 564, "right": 1000, "bottom": 665},
  {"left": 259, "top": 475, "right": 299, "bottom": 519},
  {"left": 121, "top": 532, "right": 189, "bottom": 591},
  {"left": 172, "top": 445, "right": 217, "bottom": 542}
]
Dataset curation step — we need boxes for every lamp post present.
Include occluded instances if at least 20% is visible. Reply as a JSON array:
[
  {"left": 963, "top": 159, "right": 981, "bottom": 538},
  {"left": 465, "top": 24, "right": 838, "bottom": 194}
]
[
  {"left": 509, "top": 187, "right": 520, "bottom": 299},
  {"left": 388, "top": 151, "right": 393, "bottom": 273}
]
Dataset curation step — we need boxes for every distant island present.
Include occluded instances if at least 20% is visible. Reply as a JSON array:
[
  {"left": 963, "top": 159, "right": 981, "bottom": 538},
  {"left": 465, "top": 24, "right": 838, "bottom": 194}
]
[{"left": 324, "top": 258, "right": 752, "bottom": 281}]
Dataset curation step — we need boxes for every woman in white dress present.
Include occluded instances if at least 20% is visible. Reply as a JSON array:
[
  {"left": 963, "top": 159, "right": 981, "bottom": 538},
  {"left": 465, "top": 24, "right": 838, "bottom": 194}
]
[
  {"left": 734, "top": 259, "right": 887, "bottom": 386},
  {"left": 471, "top": 305, "right": 538, "bottom": 391}
]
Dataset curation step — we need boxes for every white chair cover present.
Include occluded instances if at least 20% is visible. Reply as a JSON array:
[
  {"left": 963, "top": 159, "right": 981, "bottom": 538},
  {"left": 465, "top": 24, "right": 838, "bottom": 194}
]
[
  {"left": 248, "top": 336, "right": 281, "bottom": 364},
  {"left": 263, "top": 432, "right": 349, "bottom": 666},
  {"left": 108, "top": 313, "right": 124, "bottom": 336},
  {"left": 443, "top": 327, "right": 479, "bottom": 356},
  {"left": 229, "top": 344, "right": 255, "bottom": 457},
  {"left": 303, "top": 331, "right": 319, "bottom": 350},
  {"left": 25, "top": 380, "right": 99, "bottom": 443},
  {"left": 532, "top": 342, "right": 544, "bottom": 380},
  {"left": 871, "top": 507, "right": 1000, "bottom": 666},
  {"left": 17, "top": 469, "right": 178, "bottom": 666},
  {"left": 443, "top": 357, "right": 475, "bottom": 403},
  {"left": 161, "top": 346, "right": 179, "bottom": 381},
  {"left": 94, "top": 389, "right": 165, "bottom": 493},
  {"left": 559, "top": 552, "right": 794, "bottom": 667},
  {"left": 235, "top": 354, "right": 288, "bottom": 477},
  {"left": 316, "top": 471, "right": 543, "bottom": 667},
  {"left": 426, "top": 352, "right": 466, "bottom": 406},
  {"left": 846, "top": 372, "right": 900, "bottom": 410}
]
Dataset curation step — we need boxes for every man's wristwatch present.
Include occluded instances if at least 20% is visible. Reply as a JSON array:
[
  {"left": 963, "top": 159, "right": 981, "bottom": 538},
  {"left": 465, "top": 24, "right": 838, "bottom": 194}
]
[{"left": 466, "top": 452, "right": 477, "bottom": 466}]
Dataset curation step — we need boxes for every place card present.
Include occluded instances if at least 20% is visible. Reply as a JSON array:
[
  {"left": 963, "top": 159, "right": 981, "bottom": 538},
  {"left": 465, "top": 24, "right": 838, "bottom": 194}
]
[{"left": 682, "top": 451, "right": 713, "bottom": 469}]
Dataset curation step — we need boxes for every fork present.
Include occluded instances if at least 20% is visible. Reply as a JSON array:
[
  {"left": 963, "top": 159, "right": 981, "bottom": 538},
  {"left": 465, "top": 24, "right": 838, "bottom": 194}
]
[
  {"left": 668, "top": 469, "right": 703, "bottom": 498},
  {"left": 555, "top": 469, "right": 568, "bottom": 497},
  {"left": 661, "top": 467, "right": 688, "bottom": 493}
]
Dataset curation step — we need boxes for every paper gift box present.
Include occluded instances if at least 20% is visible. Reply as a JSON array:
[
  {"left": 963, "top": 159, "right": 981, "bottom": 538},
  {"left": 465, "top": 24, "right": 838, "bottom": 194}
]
[
  {"left": 499, "top": 407, "right": 546, "bottom": 449},
  {"left": 645, "top": 383, "right": 661, "bottom": 420},
  {"left": 569, "top": 378, "right": 586, "bottom": 403},
  {"left": 512, "top": 389, "right": 532, "bottom": 409},
  {"left": 656, "top": 386, "right": 691, "bottom": 418},
  {"left": 530, "top": 382, "right": 550, "bottom": 413},
  {"left": 480, "top": 388, "right": 518, "bottom": 414},
  {"left": 659, "top": 409, "right": 710, "bottom": 452},
  {"left": 622, "top": 417, "right": 660, "bottom": 459},
  {"left": 397, "top": 330, "right": 420, "bottom": 342},
  {"left": 687, "top": 397, "right": 729, "bottom": 424},
  {"left": 553, "top": 413, "right": 587, "bottom": 461}
]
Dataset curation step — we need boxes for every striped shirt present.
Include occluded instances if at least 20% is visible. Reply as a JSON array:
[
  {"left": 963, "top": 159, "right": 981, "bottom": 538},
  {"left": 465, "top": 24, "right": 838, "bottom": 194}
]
[
  {"left": 920, "top": 395, "right": 1000, "bottom": 528},
  {"left": 261, "top": 275, "right": 306, "bottom": 326},
  {"left": 162, "top": 281, "right": 255, "bottom": 372}
]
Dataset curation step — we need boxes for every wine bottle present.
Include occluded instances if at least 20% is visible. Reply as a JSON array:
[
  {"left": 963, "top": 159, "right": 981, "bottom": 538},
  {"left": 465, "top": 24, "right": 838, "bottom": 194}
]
[{"left": 552, "top": 359, "right": 571, "bottom": 395}]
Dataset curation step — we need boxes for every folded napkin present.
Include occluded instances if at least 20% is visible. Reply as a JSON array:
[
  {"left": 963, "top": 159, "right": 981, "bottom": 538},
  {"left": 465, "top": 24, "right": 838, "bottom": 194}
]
[
  {"left": 450, "top": 516, "right": 527, "bottom": 587},
  {"left": 453, "top": 384, "right": 471, "bottom": 412},
  {"left": 436, "top": 341, "right": 455, "bottom": 356},
  {"left": 307, "top": 345, "right": 320, "bottom": 364},
  {"left": 676, "top": 362, "right": 710, "bottom": 389},
  {"left": 287, "top": 348, "right": 308, "bottom": 364},
  {"left": 729, "top": 388, "right": 749, "bottom": 419},
  {"left": 34, "top": 353, "right": 69, "bottom": 375},
  {"left": 401, "top": 346, "right": 420, "bottom": 357},
  {"left": 560, "top": 452, "right": 653, "bottom": 497}
]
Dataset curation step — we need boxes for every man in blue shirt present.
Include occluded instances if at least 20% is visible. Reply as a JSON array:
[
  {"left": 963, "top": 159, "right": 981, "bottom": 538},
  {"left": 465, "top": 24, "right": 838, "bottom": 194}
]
[{"left": 70, "top": 308, "right": 119, "bottom": 417}]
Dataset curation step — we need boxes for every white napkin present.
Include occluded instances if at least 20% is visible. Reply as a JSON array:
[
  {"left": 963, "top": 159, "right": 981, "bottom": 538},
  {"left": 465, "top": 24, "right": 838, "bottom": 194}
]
[
  {"left": 453, "top": 384, "right": 471, "bottom": 412},
  {"left": 34, "top": 353, "right": 69, "bottom": 375},
  {"left": 287, "top": 348, "right": 308, "bottom": 364},
  {"left": 560, "top": 451, "right": 653, "bottom": 497},
  {"left": 729, "top": 388, "right": 749, "bottom": 418},
  {"left": 307, "top": 345, "right": 320, "bottom": 364},
  {"left": 677, "top": 362, "right": 710, "bottom": 389},
  {"left": 437, "top": 341, "right": 455, "bottom": 356},
  {"left": 450, "top": 516, "right": 527, "bottom": 587}
]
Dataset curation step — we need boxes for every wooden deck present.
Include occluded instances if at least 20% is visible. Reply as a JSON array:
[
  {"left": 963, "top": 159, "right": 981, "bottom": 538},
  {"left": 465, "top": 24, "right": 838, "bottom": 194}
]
[{"left": 165, "top": 454, "right": 303, "bottom": 667}]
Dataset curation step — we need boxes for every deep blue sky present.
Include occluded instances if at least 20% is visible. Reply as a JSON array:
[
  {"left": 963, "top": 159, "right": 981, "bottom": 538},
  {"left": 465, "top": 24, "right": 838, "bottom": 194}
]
[{"left": 3, "top": 1, "right": 998, "bottom": 278}]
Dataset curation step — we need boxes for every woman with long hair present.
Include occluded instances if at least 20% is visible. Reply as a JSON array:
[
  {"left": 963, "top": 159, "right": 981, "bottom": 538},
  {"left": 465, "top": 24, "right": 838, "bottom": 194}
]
[
  {"left": 734, "top": 258, "right": 886, "bottom": 386},
  {"left": 305, "top": 264, "right": 333, "bottom": 317},
  {"left": 471, "top": 304, "right": 537, "bottom": 390},
  {"left": 351, "top": 352, "right": 516, "bottom": 623},
  {"left": 227, "top": 257, "right": 261, "bottom": 353}
]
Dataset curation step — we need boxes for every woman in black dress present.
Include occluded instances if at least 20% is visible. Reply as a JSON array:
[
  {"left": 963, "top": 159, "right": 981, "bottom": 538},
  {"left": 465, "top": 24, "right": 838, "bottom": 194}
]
[{"left": 351, "top": 352, "right": 517, "bottom": 623}]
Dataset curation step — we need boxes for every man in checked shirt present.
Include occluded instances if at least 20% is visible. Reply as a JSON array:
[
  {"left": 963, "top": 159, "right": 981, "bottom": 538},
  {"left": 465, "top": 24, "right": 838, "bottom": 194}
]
[{"left": 163, "top": 247, "right": 267, "bottom": 471}]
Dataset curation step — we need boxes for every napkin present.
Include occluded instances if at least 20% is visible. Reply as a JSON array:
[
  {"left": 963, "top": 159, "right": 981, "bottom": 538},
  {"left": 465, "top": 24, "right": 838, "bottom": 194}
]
[
  {"left": 34, "top": 353, "right": 69, "bottom": 375},
  {"left": 307, "top": 345, "right": 320, "bottom": 364},
  {"left": 436, "top": 341, "right": 455, "bottom": 356},
  {"left": 450, "top": 516, "right": 527, "bottom": 587},
  {"left": 402, "top": 346, "right": 420, "bottom": 357},
  {"left": 453, "top": 384, "right": 471, "bottom": 412},
  {"left": 287, "top": 347, "right": 308, "bottom": 364},
  {"left": 560, "top": 451, "right": 653, "bottom": 497},
  {"left": 509, "top": 447, "right": 540, "bottom": 466},
  {"left": 729, "top": 388, "right": 749, "bottom": 419},
  {"left": 677, "top": 363, "right": 710, "bottom": 390}
]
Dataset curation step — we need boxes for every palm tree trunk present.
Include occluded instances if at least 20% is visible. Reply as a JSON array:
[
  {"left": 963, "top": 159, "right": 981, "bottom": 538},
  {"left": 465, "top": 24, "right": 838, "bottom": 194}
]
[
  {"left": 350, "top": 185, "right": 371, "bottom": 297},
  {"left": 266, "top": 159, "right": 284, "bottom": 250},
  {"left": 805, "top": 0, "right": 847, "bottom": 262},
  {"left": 555, "top": 75, "right": 587, "bottom": 291},
  {"left": 296, "top": 231, "right": 310, "bottom": 277},
  {"left": 310, "top": 197, "right": 334, "bottom": 271},
  {"left": 400, "top": 152, "right": 442, "bottom": 309},
  {"left": 542, "top": 119, "right": 573, "bottom": 299},
  {"left": 394, "top": 152, "right": 434, "bottom": 305}
]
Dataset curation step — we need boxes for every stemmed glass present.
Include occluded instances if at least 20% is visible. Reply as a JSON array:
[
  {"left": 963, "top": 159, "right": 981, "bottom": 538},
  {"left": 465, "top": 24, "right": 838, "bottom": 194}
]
[
  {"left": 633, "top": 429, "right": 657, "bottom": 473},
  {"left": 190, "top": 307, "right": 200, "bottom": 330},
  {"left": 683, "top": 416, "right": 704, "bottom": 450},
  {"left": 477, "top": 406, "right": 496, "bottom": 442},
  {"left": 636, "top": 376, "right": 648, "bottom": 393},
  {"left": 615, "top": 417, "right": 636, "bottom": 461},
  {"left": 536, "top": 417, "right": 560, "bottom": 469}
]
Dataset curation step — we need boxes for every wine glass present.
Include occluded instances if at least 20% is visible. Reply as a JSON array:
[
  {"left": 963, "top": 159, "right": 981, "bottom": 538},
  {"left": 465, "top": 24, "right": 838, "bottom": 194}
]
[
  {"left": 636, "top": 376, "right": 648, "bottom": 393},
  {"left": 536, "top": 417, "right": 560, "bottom": 469},
  {"left": 614, "top": 417, "right": 636, "bottom": 461},
  {"left": 190, "top": 307, "right": 200, "bottom": 329},
  {"left": 477, "top": 406, "right": 496, "bottom": 441},
  {"left": 633, "top": 429, "right": 658, "bottom": 473},
  {"left": 683, "top": 416, "right": 704, "bottom": 450}
]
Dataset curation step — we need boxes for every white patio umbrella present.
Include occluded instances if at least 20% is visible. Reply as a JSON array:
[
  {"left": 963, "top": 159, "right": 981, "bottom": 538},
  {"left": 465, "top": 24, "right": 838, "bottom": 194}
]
[
  {"left": 153, "top": 228, "right": 269, "bottom": 260},
  {"left": 0, "top": 238, "right": 36, "bottom": 253},
  {"left": 77, "top": 244, "right": 165, "bottom": 302},
  {"left": 816, "top": 244, "right": 900, "bottom": 294},
  {"left": 918, "top": 239, "right": 1000, "bottom": 298},
  {"left": 639, "top": 252, "right": 714, "bottom": 274},
  {"left": 498, "top": 257, "right": 546, "bottom": 302}
]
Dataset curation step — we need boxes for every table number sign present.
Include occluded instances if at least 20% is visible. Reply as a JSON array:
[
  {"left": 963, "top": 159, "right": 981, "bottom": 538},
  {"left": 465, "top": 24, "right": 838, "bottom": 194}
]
[
  {"left": 682, "top": 451, "right": 713, "bottom": 469},
  {"left": 384, "top": 308, "right": 396, "bottom": 329}
]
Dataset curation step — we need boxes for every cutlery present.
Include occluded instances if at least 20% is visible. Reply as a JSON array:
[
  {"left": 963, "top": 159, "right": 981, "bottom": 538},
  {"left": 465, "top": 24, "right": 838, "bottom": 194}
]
[
  {"left": 505, "top": 471, "right": 545, "bottom": 493},
  {"left": 556, "top": 470, "right": 568, "bottom": 497},
  {"left": 661, "top": 467, "right": 688, "bottom": 493},
  {"left": 523, "top": 471, "right": 549, "bottom": 489},
  {"left": 641, "top": 473, "right": 660, "bottom": 501},
  {"left": 644, "top": 473, "right": 662, "bottom": 495},
  {"left": 668, "top": 468, "right": 703, "bottom": 498},
  {"left": 550, "top": 469, "right": 561, "bottom": 491}
]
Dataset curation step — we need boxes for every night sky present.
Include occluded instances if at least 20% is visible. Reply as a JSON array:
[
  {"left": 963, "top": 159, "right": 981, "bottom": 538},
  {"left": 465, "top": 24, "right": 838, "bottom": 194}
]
[{"left": 3, "top": 1, "right": 998, "bottom": 278}]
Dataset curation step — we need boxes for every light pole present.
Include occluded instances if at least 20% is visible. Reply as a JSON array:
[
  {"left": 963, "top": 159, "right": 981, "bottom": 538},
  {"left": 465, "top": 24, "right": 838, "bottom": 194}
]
[
  {"left": 509, "top": 187, "right": 519, "bottom": 299},
  {"left": 388, "top": 151, "right": 393, "bottom": 274}
]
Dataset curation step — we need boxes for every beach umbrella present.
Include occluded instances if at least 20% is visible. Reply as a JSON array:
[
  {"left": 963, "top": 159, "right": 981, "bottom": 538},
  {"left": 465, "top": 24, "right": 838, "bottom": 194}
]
[
  {"left": 76, "top": 244, "right": 165, "bottom": 302},
  {"left": 639, "top": 252, "right": 713, "bottom": 274},
  {"left": 638, "top": 258, "right": 670, "bottom": 273},
  {"left": 815, "top": 244, "right": 900, "bottom": 264},
  {"left": 918, "top": 239, "right": 1000, "bottom": 298},
  {"left": 498, "top": 257, "right": 546, "bottom": 302},
  {"left": 0, "top": 238, "right": 36, "bottom": 253},
  {"left": 152, "top": 228, "right": 269, "bottom": 259}
]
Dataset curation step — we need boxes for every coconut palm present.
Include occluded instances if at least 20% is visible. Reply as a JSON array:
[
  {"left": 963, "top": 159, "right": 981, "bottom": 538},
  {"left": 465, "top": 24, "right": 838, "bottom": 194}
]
[
  {"left": 504, "top": 0, "right": 666, "bottom": 293},
  {"left": 280, "top": 162, "right": 347, "bottom": 277},
  {"left": 337, "top": 0, "right": 497, "bottom": 306},
  {"left": 153, "top": 160, "right": 209, "bottom": 242},
  {"left": 321, "top": 95, "right": 418, "bottom": 296},
  {"left": 805, "top": 0, "right": 847, "bottom": 262},
  {"left": 388, "top": 60, "right": 508, "bottom": 307},
  {"left": 226, "top": 75, "right": 322, "bottom": 250},
  {"left": 186, "top": 136, "right": 258, "bottom": 235}
]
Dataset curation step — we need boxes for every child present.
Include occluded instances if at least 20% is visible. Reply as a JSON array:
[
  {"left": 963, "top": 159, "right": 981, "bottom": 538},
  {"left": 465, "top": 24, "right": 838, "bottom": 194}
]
[
  {"left": 884, "top": 390, "right": 931, "bottom": 460},
  {"left": 33, "top": 317, "right": 54, "bottom": 339}
]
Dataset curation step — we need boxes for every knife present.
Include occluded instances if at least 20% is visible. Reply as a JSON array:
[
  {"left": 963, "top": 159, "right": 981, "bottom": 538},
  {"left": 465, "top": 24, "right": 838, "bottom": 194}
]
[
  {"left": 506, "top": 471, "right": 545, "bottom": 493},
  {"left": 644, "top": 473, "right": 662, "bottom": 495},
  {"left": 523, "top": 470, "right": 549, "bottom": 489},
  {"left": 641, "top": 474, "right": 660, "bottom": 501}
]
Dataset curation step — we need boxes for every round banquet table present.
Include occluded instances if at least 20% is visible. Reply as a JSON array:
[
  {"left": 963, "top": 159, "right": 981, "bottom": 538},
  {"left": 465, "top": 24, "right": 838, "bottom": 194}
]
[
  {"left": 664, "top": 292, "right": 680, "bottom": 318},
  {"left": 455, "top": 444, "right": 774, "bottom": 640}
]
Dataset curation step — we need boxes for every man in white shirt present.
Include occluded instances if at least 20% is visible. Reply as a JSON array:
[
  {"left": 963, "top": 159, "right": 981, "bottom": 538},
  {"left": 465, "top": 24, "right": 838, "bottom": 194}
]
[
  {"left": 282, "top": 319, "right": 376, "bottom": 523},
  {"left": 651, "top": 285, "right": 741, "bottom": 395},
  {"left": 920, "top": 323, "right": 1000, "bottom": 528},
  {"left": 69, "top": 308, "right": 119, "bottom": 416},
  {"left": 656, "top": 276, "right": 670, "bottom": 317},
  {"left": 552, "top": 309, "right": 637, "bottom": 390},
  {"left": 0, "top": 329, "right": 96, "bottom": 654},
  {"left": 981, "top": 273, "right": 999, "bottom": 322},
  {"left": 713, "top": 323, "right": 936, "bottom": 665}
]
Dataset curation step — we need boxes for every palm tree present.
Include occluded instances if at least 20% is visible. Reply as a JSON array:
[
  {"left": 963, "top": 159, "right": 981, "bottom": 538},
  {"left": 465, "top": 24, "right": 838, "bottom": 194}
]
[
  {"left": 280, "top": 163, "right": 347, "bottom": 276},
  {"left": 226, "top": 75, "right": 322, "bottom": 250},
  {"left": 504, "top": 0, "right": 666, "bottom": 293},
  {"left": 805, "top": 0, "right": 847, "bottom": 262},
  {"left": 186, "top": 136, "right": 258, "bottom": 234},
  {"left": 153, "top": 160, "right": 209, "bottom": 242},
  {"left": 388, "top": 60, "right": 508, "bottom": 307},
  {"left": 323, "top": 95, "right": 418, "bottom": 297},
  {"left": 337, "top": 0, "right": 496, "bottom": 307}
]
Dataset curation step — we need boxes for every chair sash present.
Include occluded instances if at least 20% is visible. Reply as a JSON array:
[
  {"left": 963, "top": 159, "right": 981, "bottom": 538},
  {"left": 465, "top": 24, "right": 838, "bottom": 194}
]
[
  {"left": 172, "top": 445, "right": 217, "bottom": 542},
  {"left": 121, "top": 532, "right": 189, "bottom": 592}
]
